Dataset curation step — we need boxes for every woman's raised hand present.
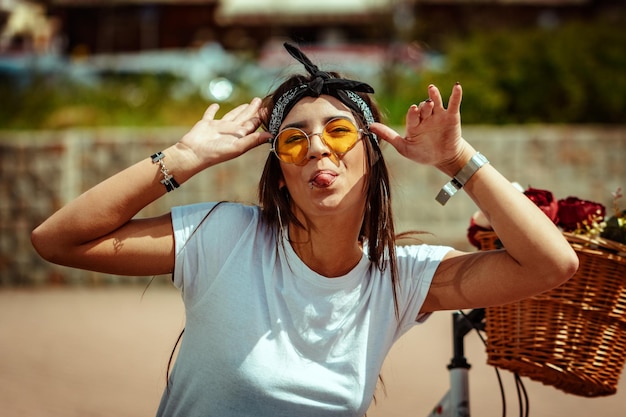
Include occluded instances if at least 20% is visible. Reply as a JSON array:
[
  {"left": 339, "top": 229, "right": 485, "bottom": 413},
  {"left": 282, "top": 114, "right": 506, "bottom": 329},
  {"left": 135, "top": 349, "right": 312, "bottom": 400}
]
[
  {"left": 178, "top": 97, "right": 272, "bottom": 170},
  {"left": 370, "top": 83, "right": 472, "bottom": 175}
]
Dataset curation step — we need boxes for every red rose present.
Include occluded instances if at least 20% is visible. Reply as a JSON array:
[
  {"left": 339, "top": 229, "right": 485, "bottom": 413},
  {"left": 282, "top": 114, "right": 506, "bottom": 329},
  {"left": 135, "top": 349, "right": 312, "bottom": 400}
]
[
  {"left": 524, "top": 187, "right": 559, "bottom": 223},
  {"left": 557, "top": 197, "right": 606, "bottom": 232},
  {"left": 467, "top": 216, "right": 492, "bottom": 249}
]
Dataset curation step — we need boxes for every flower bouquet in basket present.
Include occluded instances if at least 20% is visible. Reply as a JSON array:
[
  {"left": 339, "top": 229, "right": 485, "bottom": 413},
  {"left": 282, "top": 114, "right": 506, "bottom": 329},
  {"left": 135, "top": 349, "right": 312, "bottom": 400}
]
[{"left": 468, "top": 186, "right": 626, "bottom": 397}]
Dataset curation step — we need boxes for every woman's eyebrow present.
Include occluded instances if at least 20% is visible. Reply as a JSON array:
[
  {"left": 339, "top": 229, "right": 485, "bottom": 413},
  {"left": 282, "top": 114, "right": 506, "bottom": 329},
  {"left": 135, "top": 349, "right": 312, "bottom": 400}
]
[{"left": 281, "top": 115, "right": 354, "bottom": 131}]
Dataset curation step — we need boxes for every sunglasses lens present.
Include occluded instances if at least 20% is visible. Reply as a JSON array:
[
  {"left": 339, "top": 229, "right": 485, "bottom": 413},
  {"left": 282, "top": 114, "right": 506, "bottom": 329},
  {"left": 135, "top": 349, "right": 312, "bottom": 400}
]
[
  {"left": 322, "top": 119, "right": 360, "bottom": 154},
  {"left": 275, "top": 128, "right": 309, "bottom": 164},
  {"left": 274, "top": 119, "right": 361, "bottom": 164}
]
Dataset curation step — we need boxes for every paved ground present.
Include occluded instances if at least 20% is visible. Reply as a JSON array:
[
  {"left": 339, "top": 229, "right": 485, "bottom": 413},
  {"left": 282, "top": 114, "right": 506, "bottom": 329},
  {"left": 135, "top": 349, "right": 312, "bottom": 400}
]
[{"left": 1, "top": 286, "right": 624, "bottom": 417}]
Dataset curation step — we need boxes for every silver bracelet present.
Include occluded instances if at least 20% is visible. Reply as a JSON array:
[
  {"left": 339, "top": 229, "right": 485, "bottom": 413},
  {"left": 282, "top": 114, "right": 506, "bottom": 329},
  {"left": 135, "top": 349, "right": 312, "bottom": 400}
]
[
  {"left": 435, "top": 152, "right": 489, "bottom": 205},
  {"left": 151, "top": 151, "right": 180, "bottom": 192}
]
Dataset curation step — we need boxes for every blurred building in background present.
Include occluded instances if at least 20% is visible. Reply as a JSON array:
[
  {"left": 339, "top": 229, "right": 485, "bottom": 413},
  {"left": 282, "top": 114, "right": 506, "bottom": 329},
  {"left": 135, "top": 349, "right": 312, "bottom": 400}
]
[{"left": 1, "top": 0, "right": 618, "bottom": 57}]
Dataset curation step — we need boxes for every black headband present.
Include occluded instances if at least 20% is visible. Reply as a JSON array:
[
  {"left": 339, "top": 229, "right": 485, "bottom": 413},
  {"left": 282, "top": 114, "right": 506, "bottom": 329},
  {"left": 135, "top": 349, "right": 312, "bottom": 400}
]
[{"left": 268, "top": 43, "right": 377, "bottom": 141}]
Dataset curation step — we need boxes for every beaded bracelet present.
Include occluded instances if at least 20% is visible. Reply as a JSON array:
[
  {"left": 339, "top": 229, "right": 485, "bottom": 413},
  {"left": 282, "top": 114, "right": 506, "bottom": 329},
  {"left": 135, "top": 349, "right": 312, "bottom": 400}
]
[{"left": 151, "top": 152, "right": 180, "bottom": 192}]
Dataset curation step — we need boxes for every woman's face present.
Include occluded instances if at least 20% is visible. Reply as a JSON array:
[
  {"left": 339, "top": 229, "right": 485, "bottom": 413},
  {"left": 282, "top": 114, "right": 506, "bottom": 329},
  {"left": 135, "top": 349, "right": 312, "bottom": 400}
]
[{"left": 278, "top": 95, "right": 368, "bottom": 220}]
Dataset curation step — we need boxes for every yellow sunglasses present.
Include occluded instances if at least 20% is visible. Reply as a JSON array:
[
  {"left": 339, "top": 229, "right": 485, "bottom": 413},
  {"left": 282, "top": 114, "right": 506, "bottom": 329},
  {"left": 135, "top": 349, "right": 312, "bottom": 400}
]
[{"left": 270, "top": 118, "right": 364, "bottom": 165}]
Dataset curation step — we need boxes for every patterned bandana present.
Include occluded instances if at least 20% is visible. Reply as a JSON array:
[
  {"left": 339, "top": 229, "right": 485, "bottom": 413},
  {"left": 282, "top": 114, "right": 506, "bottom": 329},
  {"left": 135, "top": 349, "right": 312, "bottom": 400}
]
[{"left": 268, "top": 43, "right": 378, "bottom": 144}]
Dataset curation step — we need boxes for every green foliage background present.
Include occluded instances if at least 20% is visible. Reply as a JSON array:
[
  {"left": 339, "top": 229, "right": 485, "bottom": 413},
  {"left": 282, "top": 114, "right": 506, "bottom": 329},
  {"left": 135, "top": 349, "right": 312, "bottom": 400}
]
[
  {"left": 1, "top": 18, "right": 625, "bottom": 129},
  {"left": 380, "top": 19, "right": 626, "bottom": 125}
]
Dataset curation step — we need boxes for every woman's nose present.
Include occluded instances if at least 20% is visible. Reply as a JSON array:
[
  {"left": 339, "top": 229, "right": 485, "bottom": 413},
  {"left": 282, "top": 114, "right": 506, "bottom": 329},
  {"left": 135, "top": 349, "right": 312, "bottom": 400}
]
[{"left": 307, "top": 133, "right": 332, "bottom": 160}]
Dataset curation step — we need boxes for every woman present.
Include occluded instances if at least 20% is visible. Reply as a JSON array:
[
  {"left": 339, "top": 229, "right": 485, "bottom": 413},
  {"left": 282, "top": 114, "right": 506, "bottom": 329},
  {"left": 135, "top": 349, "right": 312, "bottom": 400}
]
[{"left": 31, "top": 43, "right": 578, "bottom": 416}]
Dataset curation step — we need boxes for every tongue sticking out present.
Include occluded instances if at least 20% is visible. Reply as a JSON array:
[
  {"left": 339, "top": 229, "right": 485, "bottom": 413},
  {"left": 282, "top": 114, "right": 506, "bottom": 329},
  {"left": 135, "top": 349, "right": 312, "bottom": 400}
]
[{"left": 310, "top": 172, "right": 336, "bottom": 188}]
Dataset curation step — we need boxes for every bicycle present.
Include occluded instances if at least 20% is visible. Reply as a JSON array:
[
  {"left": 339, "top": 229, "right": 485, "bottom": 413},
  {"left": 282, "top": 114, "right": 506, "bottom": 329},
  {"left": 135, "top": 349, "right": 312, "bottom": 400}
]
[{"left": 428, "top": 309, "right": 529, "bottom": 417}]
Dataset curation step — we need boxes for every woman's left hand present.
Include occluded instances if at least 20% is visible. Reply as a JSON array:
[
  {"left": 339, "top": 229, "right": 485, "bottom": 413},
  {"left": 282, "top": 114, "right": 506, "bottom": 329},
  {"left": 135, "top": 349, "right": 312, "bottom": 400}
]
[{"left": 369, "top": 83, "right": 470, "bottom": 175}]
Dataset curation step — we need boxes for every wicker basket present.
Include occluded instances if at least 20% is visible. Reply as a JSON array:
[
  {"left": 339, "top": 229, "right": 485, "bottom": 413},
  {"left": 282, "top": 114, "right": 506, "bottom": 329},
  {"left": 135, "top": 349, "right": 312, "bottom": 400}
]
[{"left": 475, "top": 231, "right": 626, "bottom": 397}]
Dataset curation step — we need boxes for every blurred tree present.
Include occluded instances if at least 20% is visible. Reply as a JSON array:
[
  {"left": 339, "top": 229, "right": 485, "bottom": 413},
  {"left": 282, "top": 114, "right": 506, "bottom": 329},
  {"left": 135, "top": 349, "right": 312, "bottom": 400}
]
[{"left": 409, "top": 19, "right": 626, "bottom": 125}]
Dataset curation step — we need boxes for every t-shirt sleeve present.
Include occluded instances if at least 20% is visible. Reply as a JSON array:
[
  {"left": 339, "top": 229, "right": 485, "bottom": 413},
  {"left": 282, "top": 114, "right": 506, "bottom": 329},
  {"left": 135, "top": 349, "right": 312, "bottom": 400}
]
[
  {"left": 395, "top": 244, "right": 454, "bottom": 335},
  {"left": 170, "top": 202, "right": 258, "bottom": 305}
]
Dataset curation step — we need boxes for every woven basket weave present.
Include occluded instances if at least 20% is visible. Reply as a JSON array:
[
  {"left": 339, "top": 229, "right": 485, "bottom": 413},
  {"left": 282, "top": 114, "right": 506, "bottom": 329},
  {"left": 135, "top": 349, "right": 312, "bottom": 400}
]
[{"left": 475, "top": 231, "right": 626, "bottom": 397}]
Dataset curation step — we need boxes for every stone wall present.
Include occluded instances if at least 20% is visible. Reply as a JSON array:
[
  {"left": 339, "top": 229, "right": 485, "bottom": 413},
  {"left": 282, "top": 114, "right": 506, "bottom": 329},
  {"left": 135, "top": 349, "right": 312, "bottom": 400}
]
[{"left": 1, "top": 125, "right": 625, "bottom": 285}]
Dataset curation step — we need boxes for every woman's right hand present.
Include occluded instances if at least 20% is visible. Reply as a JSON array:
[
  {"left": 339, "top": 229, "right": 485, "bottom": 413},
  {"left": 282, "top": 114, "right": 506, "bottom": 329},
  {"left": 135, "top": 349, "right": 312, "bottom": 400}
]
[
  {"left": 178, "top": 98, "right": 272, "bottom": 171},
  {"left": 31, "top": 98, "right": 271, "bottom": 276}
]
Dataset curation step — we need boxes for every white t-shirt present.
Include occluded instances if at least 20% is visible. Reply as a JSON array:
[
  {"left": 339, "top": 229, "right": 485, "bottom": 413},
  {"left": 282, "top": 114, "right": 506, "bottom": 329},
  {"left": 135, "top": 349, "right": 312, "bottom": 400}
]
[{"left": 156, "top": 202, "right": 452, "bottom": 417}]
